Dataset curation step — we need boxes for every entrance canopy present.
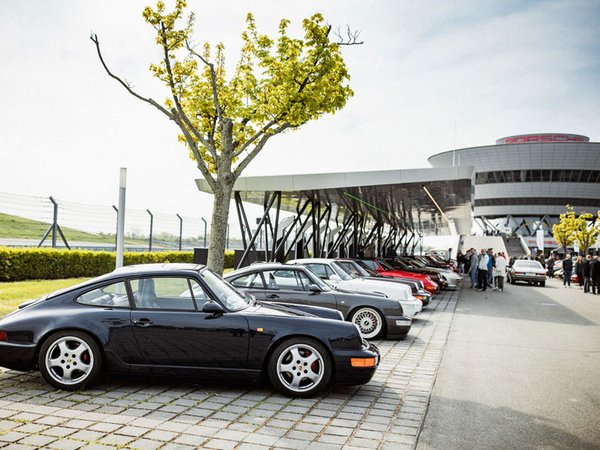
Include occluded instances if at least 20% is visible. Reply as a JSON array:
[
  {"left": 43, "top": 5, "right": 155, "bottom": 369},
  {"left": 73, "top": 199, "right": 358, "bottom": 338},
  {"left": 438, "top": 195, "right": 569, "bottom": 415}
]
[{"left": 196, "top": 166, "right": 474, "bottom": 266}]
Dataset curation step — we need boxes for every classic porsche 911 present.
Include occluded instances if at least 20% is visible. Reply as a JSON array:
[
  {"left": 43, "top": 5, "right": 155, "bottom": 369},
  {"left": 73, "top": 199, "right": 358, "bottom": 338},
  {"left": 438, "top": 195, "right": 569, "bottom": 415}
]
[{"left": 0, "top": 264, "right": 379, "bottom": 397}]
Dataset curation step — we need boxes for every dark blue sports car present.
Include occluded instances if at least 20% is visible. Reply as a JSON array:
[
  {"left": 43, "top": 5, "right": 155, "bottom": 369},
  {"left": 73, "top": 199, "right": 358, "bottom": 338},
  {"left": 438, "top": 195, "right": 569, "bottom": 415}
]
[{"left": 0, "top": 264, "right": 379, "bottom": 397}]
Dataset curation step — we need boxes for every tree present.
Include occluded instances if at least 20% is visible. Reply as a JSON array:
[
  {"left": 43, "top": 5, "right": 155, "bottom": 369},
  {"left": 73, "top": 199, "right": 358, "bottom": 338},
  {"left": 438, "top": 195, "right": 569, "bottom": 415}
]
[
  {"left": 572, "top": 210, "right": 600, "bottom": 255},
  {"left": 552, "top": 207, "right": 576, "bottom": 255},
  {"left": 91, "top": 0, "right": 359, "bottom": 274}
]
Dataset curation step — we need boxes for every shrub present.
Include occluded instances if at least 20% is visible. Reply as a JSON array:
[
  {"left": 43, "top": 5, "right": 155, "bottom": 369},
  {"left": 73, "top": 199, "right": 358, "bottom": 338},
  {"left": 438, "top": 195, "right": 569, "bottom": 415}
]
[{"left": 0, "top": 248, "right": 201, "bottom": 281}]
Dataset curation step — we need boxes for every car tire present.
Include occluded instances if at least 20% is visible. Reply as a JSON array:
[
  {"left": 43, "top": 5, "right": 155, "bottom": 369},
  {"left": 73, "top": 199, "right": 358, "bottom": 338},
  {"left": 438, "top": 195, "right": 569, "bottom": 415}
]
[
  {"left": 510, "top": 276, "right": 516, "bottom": 285},
  {"left": 540, "top": 281, "right": 545, "bottom": 287},
  {"left": 350, "top": 307, "right": 384, "bottom": 339},
  {"left": 38, "top": 330, "right": 102, "bottom": 391},
  {"left": 267, "top": 338, "right": 332, "bottom": 398}
]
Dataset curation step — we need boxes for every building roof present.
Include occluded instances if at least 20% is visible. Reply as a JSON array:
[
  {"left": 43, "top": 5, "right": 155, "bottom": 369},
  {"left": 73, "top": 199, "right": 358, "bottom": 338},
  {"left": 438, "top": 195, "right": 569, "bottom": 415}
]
[{"left": 196, "top": 166, "right": 475, "bottom": 235}]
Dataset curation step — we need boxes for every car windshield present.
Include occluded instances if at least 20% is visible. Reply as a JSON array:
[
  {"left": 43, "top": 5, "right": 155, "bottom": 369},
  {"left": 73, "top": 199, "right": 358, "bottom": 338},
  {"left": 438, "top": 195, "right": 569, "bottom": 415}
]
[
  {"left": 330, "top": 262, "right": 355, "bottom": 280},
  {"left": 336, "top": 261, "right": 368, "bottom": 277},
  {"left": 513, "top": 261, "right": 544, "bottom": 270},
  {"left": 306, "top": 270, "right": 332, "bottom": 291},
  {"left": 199, "top": 269, "right": 250, "bottom": 312}
]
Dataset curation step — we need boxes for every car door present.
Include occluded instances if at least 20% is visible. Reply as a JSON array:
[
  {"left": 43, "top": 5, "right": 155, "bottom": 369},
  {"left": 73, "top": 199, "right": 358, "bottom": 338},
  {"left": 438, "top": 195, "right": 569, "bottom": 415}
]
[{"left": 129, "top": 276, "right": 249, "bottom": 369}]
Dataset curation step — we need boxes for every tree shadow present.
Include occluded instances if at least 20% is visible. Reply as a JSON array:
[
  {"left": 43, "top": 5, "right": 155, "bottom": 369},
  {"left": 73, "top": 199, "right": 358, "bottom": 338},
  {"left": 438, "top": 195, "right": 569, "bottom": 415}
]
[
  {"left": 418, "top": 395, "right": 600, "bottom": 449},
  {"left": 455, "top": 283, "right": 596, "bottom": 326}
]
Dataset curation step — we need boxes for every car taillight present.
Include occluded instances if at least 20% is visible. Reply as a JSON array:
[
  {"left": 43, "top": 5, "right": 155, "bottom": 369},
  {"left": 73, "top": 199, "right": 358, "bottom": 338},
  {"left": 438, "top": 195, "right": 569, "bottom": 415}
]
[{"left": 0, "top": 331, "right": 7, "bottom": 341}]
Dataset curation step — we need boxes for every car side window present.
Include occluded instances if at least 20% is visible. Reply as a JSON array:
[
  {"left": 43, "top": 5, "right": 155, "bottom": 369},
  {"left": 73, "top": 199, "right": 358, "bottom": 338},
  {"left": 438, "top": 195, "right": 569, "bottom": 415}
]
[
  {"left": 76, "top": 282, "right": 130, "bottom": 308},
  {"left": 229, "top": 273, "right": 265, "bottom": 289},
  {"left": 130, "top": 277, "right": 195, "bottom": 311},
  {"left": 263, "top": 269, "right": 311, "bottom": 291}
]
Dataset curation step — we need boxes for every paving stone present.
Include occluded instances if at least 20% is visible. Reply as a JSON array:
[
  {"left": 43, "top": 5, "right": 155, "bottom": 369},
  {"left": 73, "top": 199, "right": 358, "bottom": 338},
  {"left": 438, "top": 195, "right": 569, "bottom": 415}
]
[
  {"left": 127, "top": 438, "right": 163, "bottom": 450},
  {"left": 46, "top": 438, "right": 85, "bottom": 449},
  {"left": 18, "top": 434, "right": 57, "bottom": 447},
  {"left": 204, "top": 438, "right": 238, "bottom": 449},
  {"left": 142, "top": 429, "right": 178, "bottom": 442}
]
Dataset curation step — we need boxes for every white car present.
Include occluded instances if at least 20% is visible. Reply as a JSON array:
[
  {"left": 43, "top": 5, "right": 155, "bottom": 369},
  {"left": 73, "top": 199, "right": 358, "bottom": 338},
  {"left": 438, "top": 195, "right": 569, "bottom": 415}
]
[{"left": 287, "top": 258, "right": 423, "bottom": 318}]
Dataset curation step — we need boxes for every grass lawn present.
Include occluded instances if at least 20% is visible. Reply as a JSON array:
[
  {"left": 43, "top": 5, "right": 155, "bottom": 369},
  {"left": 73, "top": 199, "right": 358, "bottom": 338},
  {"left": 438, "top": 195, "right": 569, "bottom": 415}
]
[{"left": 0, "top": 278, "right": 90, "bottom": 317}]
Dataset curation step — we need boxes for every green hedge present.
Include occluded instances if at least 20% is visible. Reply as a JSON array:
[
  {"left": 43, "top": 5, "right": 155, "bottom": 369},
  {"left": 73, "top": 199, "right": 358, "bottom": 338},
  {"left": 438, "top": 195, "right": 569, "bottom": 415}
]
[{"left": 0, "top": 248, "right": 235, "bottom": 282}]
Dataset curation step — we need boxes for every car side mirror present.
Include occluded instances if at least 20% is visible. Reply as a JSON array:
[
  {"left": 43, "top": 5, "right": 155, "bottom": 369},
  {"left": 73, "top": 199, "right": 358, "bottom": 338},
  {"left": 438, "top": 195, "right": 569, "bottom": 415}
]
[
  {"left": 308, "top": 284, "right": 321, "bottom": 293},
  {"left": 202, "top": 301, "right": 224, "bottom": 315}
]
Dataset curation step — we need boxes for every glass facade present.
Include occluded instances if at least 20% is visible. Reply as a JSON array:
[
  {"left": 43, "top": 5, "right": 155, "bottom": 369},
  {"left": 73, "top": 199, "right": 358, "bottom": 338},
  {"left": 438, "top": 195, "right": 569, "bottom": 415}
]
[
  {"left": 475, "top": 169, "right": 600, "bottom": 185},
  {"left": 475, "top": 197, "right": 600, "bottom": 208}
]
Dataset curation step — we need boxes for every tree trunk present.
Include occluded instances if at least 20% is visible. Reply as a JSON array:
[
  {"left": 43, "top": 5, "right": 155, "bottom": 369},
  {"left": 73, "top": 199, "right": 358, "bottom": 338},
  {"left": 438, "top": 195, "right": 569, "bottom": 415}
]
[{"left": 206, "top": 181, "right": 233, "bottom": 275}]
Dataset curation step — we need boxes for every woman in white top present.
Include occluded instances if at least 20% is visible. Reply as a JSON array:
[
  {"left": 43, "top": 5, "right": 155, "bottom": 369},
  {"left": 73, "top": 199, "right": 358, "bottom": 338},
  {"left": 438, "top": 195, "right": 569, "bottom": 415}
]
[{"left": 494, "top": 252, "right": 508, "bottom": 292}]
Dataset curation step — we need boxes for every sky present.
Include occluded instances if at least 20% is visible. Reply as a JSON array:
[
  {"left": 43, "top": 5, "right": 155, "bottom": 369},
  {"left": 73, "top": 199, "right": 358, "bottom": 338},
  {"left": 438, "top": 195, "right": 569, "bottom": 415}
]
[{"left": 1, "top": 0, "right": 599, "bottom": 233}]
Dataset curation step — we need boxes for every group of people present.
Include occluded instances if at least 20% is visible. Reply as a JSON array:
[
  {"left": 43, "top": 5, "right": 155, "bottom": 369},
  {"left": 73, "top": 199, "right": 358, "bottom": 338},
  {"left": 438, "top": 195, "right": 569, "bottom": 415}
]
[
  {"left": 463, "top": 248, "right": 508, "bottom": 292},
  {"left": 549, "top": 254, "right": 600, "bottom": 294}
]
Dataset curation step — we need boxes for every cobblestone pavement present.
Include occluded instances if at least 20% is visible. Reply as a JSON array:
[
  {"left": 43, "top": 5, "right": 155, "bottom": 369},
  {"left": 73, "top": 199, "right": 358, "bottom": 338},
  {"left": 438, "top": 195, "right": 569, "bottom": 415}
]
[{"left": 0, "top": 288, "right": 460, "bottom": 450}]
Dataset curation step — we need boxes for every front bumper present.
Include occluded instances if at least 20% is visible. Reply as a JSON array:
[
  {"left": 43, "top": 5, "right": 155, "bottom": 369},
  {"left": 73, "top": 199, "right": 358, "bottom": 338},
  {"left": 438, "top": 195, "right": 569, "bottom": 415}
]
[
  {"left": 385, "top": 315, "right": 412, "bottom": 339},
  {"left": 333, "top": 342, "right": 380, "bottom": 385}
]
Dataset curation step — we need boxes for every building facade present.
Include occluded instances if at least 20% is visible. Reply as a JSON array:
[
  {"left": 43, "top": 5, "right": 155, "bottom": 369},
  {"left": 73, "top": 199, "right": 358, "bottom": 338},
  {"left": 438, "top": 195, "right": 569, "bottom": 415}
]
[{"left": 428, "top": 133, "right": 600, "bottom": 247}]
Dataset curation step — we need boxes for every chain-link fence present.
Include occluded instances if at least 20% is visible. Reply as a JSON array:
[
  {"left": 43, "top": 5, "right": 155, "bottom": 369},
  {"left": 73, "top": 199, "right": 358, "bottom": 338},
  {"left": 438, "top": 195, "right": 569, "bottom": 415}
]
[{"left": 0, "top": 192, "right": 244, "bottom": 251}]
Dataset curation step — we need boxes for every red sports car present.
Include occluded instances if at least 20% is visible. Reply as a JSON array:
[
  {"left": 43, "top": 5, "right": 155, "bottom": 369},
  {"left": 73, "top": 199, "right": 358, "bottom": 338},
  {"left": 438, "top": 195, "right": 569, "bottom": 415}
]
[{"left": 356, "top": 259, "right": 439, "bottom": 294}]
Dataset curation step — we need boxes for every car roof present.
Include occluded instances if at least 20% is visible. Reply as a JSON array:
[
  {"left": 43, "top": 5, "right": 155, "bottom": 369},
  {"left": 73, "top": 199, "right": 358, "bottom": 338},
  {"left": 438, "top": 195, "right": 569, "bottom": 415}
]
[
  {"left": 111, "top": 263, "right": 205, "bottom": 275},
  {"left": 226, "top": 262, "right": 309, "bottom": 277},
  {"left": 287, "top": 258, "right": 334, "bottom": 264}
]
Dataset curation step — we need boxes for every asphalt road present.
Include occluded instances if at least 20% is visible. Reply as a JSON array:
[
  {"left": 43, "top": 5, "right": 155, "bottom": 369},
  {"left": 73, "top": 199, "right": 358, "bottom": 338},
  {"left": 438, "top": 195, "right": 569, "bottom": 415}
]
[{"left": 417, "top": 277, "right": 600, "bottom": 450}]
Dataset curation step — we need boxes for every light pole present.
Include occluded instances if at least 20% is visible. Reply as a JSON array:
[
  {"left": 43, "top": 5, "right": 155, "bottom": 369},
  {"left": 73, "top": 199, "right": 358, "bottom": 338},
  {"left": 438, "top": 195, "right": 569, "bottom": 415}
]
[{"left": 201, "top": 217, "right": 207, "bottom": 247}]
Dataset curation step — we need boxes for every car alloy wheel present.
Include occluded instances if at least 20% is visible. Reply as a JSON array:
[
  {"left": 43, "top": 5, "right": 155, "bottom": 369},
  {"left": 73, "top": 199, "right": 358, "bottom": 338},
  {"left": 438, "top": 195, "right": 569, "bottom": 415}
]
[
  {"left": 351, "top": 307, "right": 384, "bottom": 339},
  {"left": 38, "top": 331, "right": 101, "bottom": 390},
  {"left": 268, "top": 338, "right": 331, "bottom": 397}
]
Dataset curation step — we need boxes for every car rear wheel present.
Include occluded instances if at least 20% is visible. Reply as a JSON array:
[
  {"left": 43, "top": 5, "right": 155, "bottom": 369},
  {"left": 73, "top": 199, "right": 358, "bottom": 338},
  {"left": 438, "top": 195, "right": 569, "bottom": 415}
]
[
  {"left": 268, "top": 338, "right": 332, "bottom": 398},
  {"left": 351, "top": 307, "right": 384, "bottom": 339},
  {"left": 38, "top": 331, "right": 102, "bottom": 391},
  {"left": 540, "top": 281, "right": 545, "bottom": 287}
]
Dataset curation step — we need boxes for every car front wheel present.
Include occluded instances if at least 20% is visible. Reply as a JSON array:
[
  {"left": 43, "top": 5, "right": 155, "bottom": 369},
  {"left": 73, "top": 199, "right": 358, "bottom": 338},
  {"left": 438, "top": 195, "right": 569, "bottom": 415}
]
[
  {"left": 268, "top": 338, "right": 332, "bottom": 398},
  {"left": 351, "top": 307, "right": 384, "bottom": 339},
  {"left": 38, "top": 331, "right": 102, "bottom": 391}
]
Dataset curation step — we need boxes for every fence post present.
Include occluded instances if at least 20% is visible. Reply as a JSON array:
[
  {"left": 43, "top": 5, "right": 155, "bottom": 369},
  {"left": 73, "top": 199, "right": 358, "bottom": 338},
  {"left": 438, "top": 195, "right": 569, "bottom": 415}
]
[
  {"left": 176, "top": 214, "right": 183, "bottom": 251},
  {"left": 227, "top": 223, "right": 230, "bottom": 250},
  {"left": 147, "top": 209, "right": 153, "bottom": 252},
  {"left": 38, "top": 196, "right": 70, "bottom": 250}
]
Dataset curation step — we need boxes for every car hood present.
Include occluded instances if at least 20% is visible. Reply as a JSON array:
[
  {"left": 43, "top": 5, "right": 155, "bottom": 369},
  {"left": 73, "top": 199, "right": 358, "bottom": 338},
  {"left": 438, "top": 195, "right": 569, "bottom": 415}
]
[{"left": 337, "top": 279, "right": 412, "bottom": 300}]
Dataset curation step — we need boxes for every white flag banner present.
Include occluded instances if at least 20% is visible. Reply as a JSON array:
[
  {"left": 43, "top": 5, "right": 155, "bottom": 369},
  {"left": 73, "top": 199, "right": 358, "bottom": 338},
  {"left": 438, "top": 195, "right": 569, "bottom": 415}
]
[{"left": 536, "top": 229, "right": 545, "bottom": 251}]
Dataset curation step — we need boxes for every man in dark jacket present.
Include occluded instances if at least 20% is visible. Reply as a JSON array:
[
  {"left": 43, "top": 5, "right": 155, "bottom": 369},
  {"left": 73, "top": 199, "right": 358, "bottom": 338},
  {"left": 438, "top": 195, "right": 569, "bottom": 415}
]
[
  {"left": 591, "top": 256, "right": 600, "bottom": 295},
  {"left": 583, "top": 255, "right": 592, "bottom": 293},
  {"left": 562, "top": 254, "right": 573, "bottom": 287}
]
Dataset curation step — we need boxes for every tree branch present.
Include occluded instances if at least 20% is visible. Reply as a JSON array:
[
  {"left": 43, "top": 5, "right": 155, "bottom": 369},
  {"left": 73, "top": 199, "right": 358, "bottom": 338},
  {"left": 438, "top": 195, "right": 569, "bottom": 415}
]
[
  {"left": 90, "top": 33, "right": 174, "bottom": 119},
  {"left": 334, "top": 25, "right": 364, "bottom": 45},
  {"left": 186, "top": 41, "right": 224, "bottom": 125},
  {"left": 170, "top": 108, "right": 217, "bottom": 192},
  {"left": 158, "top": 23, "right": 218, "bottom": 162},
  {"left": 234, "top": 123, "right": 291, "bottom": 177}
]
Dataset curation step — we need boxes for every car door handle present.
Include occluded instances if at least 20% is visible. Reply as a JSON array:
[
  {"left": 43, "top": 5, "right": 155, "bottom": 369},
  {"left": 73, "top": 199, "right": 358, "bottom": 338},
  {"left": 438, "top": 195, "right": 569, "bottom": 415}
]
[
  {"left": 133, "top": 318, "right": 153, "bottom": 327},
  {"left": 267, "top": 294, "right": 279, "bottom": 299}
]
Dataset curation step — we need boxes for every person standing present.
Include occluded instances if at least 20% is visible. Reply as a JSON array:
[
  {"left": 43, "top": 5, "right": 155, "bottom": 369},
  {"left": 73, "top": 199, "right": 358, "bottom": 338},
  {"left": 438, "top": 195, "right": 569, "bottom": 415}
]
[
  {"left": 546, "top": 255, "right": 554, "bottom": 279},
  {"left": 487, "top": 249, "right": 495, "bottom": 288},
  {"left": 575, "top": 255, "right": 584, "bottom": 289},
  {"left": 583, "top": 255, "right": 592, "bottom": 293},
  {"left": 591, "top": 256, "right": 600, "bottom": 295},
  {"left": 562, "top": 254, "right": 573, "bottom": 287},
  {"left": 470, "top": 249, "right": 479, "bottom": 288},
  {"left": 478, "top": 249, "right": 489, "bottom": 291},
  {"left": 494, "top": 252, "right": 508, "bottom": 292}
]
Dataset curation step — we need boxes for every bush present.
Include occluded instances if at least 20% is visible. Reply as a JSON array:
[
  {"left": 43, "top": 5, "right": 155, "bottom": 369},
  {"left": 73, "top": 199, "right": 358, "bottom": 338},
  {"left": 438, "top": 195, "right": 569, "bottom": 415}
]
[{"left": 0, "top": 248, "right": 203, "bottom": 282}]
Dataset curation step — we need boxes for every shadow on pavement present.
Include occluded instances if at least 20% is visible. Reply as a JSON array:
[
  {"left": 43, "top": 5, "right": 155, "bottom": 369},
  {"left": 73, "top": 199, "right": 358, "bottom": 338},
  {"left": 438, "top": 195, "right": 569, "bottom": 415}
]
[
  {"left": 418, "top": 395, "right": 599, "bottom": 450},
  {"left": 456, "top": 283, "right": 596, "bottom": 326}
]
